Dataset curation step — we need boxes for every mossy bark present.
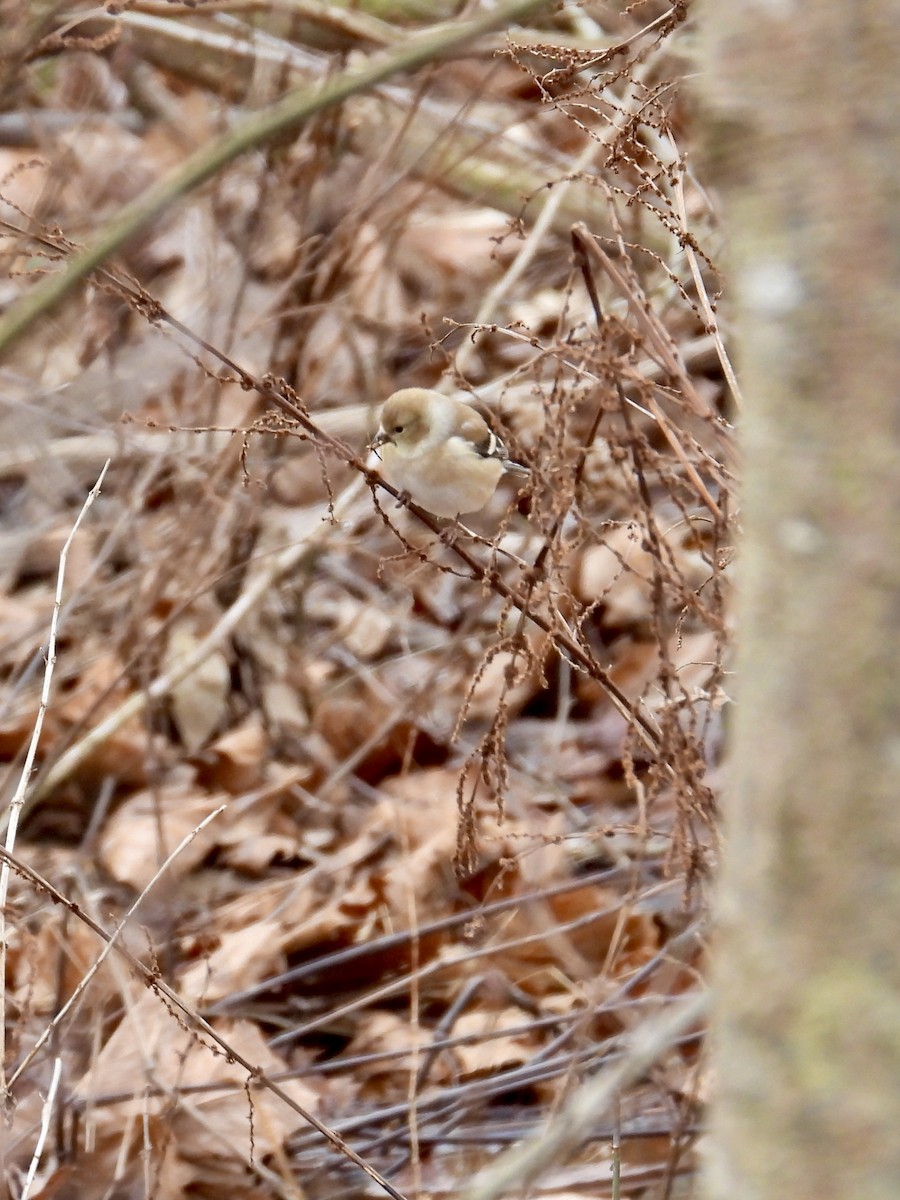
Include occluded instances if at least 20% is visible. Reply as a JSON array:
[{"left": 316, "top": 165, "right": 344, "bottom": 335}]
[{"left": 698, "top": 4, "right": 900, "bottom": 1198}]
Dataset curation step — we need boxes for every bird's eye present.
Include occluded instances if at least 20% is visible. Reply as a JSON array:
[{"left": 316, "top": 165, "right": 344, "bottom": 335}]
[{"left": 393, "top": 424, "right": 404, "bottom": 434}]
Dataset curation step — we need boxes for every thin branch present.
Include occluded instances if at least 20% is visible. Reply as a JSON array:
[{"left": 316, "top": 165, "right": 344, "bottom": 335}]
[
  {"left": 0, "top": 844, "right": 411, "bottom": 1200},
  {"left": 19, "top": 1056, "right": 62, "bottom": 1200},
  {"left": 460, "top": 991, "right": 707, "bottom": 1200},
  {"left": 669, "top": 143, "right": 744, "bottom": 413},
  {"left": 0, "top": 461, "right": 109, "bottom": 1093},
  {"left": 7, "top": 804, "right": 227, "bottom": 1091}
]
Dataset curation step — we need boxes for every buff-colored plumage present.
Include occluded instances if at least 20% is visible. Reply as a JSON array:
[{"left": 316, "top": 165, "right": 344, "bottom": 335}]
[{"left": 370, "top": 388, "right": 528, "bottom": 517}]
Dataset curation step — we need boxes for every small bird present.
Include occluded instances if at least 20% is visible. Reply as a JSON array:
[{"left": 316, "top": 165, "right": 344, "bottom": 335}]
[{"left": 370, "top": 388, "right": 529, "bottom": 518}]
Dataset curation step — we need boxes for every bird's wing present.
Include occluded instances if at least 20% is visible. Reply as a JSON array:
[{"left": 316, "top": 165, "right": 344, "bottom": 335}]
[
  {"left": 454, "top": 404, "right": 496, "bottom": 455},
  {"left": 454, "top": 402, "right": 528, "bottom": 473}
]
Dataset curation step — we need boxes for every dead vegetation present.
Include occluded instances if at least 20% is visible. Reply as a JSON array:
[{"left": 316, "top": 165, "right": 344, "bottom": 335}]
[{"left": 1, "top": 2, "right": 732, "bottom": 1197}]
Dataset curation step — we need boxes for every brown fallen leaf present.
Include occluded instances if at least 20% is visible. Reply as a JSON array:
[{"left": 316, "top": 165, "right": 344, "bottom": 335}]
[
  {"left": 99, "top": 781, "right": 227, "bottom": 890},
  {"left": 165, "top": 620, "right": 231, "bottom": 752}
]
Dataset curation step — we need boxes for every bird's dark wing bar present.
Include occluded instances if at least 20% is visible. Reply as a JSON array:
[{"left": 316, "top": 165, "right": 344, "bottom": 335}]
[{"left": 456, "top": 403, "right": 529, "bottom": 475}]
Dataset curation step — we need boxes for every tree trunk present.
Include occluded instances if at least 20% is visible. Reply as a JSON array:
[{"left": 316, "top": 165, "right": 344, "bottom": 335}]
[{"left": 698, "top": 3, "right": 900, "bottom": 1197}]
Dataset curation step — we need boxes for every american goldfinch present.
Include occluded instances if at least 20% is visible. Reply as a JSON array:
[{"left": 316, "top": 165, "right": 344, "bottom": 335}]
[{"left": 370, "top": 388, "right": 529, "bottom": 518}]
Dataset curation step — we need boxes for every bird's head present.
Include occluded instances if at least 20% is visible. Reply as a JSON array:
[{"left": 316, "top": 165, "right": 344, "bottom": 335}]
[{"left": 370, "top": 389, "right": 433, "bottom": 454}]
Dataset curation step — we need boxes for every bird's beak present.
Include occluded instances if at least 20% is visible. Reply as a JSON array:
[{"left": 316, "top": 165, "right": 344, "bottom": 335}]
[{"left": 369, "top": 430, "right": 391, "bottom": 453}]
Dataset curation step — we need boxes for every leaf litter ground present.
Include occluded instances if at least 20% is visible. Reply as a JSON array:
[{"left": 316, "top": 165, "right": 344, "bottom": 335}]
[{"left": 1, "top": 5, "right": 730, "bottom": 1197}]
